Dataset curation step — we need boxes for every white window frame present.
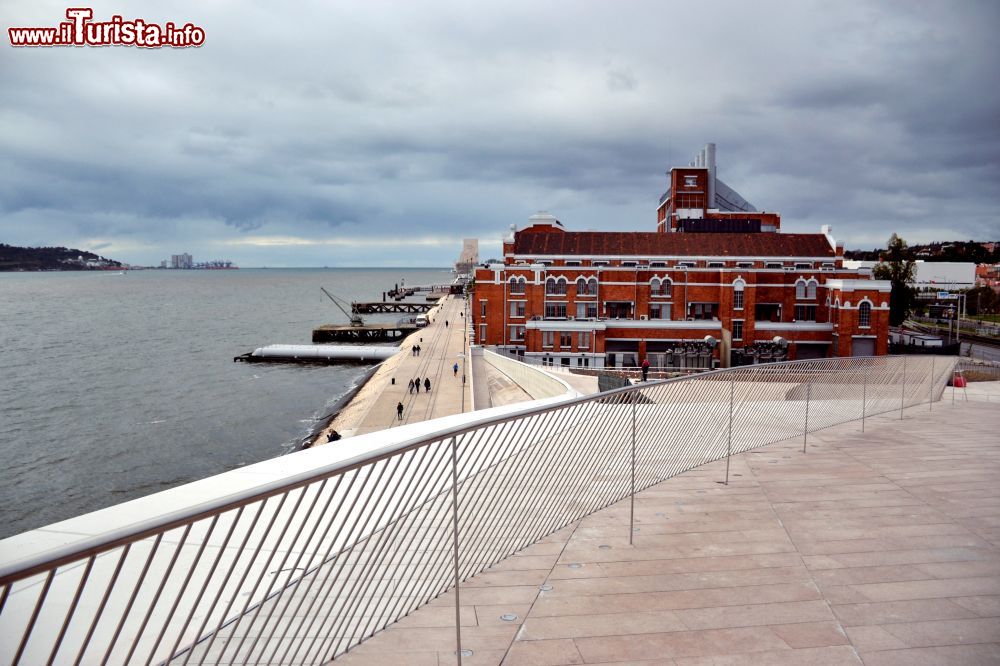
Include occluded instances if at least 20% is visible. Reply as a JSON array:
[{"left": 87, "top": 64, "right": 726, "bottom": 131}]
[{"left": 858, "top": 299, "right": 872, "bottom": 328}]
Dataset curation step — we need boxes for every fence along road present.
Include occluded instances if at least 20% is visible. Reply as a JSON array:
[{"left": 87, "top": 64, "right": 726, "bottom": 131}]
[{"left": 0, "top": 355, "right": 956, "bottom": 665}]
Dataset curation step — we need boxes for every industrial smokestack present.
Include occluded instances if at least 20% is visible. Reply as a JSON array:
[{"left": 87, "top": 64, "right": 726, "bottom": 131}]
[{"left": 706, "top": 143, "right": 717, "bottom": 209}]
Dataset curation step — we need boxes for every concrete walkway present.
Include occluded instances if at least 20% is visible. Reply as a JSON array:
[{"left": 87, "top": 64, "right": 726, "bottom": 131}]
[
  {"left": 354, "top": 295, "right": 472, "bottom": 435},
  {"left": 338, "top": 389, "right": 1000, "bottom": 665}
]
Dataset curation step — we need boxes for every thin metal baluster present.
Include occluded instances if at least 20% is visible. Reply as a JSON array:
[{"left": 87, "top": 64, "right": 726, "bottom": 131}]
[
  {"left": 350, "top": 447, "right": 443, "bottom": 645},
  {"left": 74, "top": 545, "right": 131, "bottom": 666},
  {"left": 169, "top": 506, "right": 245, "bottom": 665},
  {"left": 533, "top": 397, "right": 633, "bottom": 547},
  {"left": 324, "top": 452, "right": 426, "bottom": 658},
  {"left": 862, "top": 364, "right": 868, "bottom": 432},
  {"left": 803, "top": 378, "right": 811, "bottom": 454},
  {"left": 101, "top": 534, "right": 164, "bottom": 665},
  {"left": 519, "top": 398, "right": 630, "bottom": 555},
  {"left": 48, "top": 556, "right": 96, "bottom": 664},
  {"left": 182, "top": 503, "right": 266, "bottom": 666},
  {"left": 461, "top": 408, "right": 577, "bottom": 576},
  {"left": 124, "top": 524, "right": 193, "bottom": 665},
  {"left": 213, "top": 493, "right": 291, "bottom": 664},
  {"left": 629, "top": 391, "right": 637, "bottom": 545},
  {"left": 725, "top": 375, "right": 734, "bottom": 485},
  {"left": 281, "top": 469, "right": 369, "bottom": 666},
  {"left": 357, "top": 444, "right": 458, "bottom": 644},
  {"left": 0, "top": 582, "right": 10, "bottom": 616},
  {"left": 228, "top": 485, "right": 312, "bottom": 663},
  {"left": 295, "top": 462, "right": 392, "bottom": 664},
  {"left": 267, "top": 474, "right": 349, "bottom": 666},
  {"left": 12, "top": 569, "right": 55, "bottom": 666},
  {"left": 451, "top": 435, "right": 465, "bottom": 665},
  {"left": 930, "top": 357, "right": 935, "bottom": 411},
  {"left": 320, "top": 454, "right": 422, "bottom": 660},
  {"left": 899, "top": 356, "right": 906, "bottom": 421},
  {"left": 244, "top": 479, "right": 334, "bottom": 664}
]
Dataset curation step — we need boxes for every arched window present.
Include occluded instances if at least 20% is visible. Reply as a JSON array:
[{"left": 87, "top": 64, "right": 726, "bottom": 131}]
[
  {"left": 576, "top": 276, "right": 597, "bottom": 296},
  {"left": 795, "top": 279, "right": 807, "bottom": 300},
  {"left": 545, "top": 276, "right": 567, "bottom": 295},
  {"left": 649, "top": 277, "right": 672, "bottom": 297},
  {"left": 733, "top": 279, "right": 745, "bottom": 310},
  {"left": 806, "top": 279, "right": 818, "bottom": 300},
  {"left": 508, "top": 276, "right": 525, "bottom": 294},
  {"left": 858, "top": 300, "right": 872, "bottom": 328}
]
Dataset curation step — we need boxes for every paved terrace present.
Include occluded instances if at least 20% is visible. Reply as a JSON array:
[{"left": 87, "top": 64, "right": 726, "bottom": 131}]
[{"left": 339, "top": 386, "right": 1000, "bottom": 665}]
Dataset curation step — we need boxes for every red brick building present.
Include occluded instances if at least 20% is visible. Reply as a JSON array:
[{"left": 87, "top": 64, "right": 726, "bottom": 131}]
[{"left": 473, "top": 145, "right": 890, "bottom": 369}]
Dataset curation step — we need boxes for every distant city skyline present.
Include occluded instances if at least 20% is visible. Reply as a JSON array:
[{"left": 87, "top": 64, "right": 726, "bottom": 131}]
[{"left": 2, "top": 1, "right": 998, "bottom": 267}]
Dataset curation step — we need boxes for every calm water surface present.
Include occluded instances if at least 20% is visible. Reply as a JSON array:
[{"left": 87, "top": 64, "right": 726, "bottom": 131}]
[{"left": 0, "top": 268, "right": 447, "bottom": 538}]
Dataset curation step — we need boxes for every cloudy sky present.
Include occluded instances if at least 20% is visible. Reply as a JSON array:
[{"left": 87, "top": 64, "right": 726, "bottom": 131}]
[{"left": 2, "top": 1, "right": 998, "bottom": 267}]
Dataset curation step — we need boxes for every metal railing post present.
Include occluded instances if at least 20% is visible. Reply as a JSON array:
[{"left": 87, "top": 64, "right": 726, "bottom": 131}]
[
  {"left": 450, "top": 436, "right": 464, "bottom": 665},
  {"left": 861, "top": 364, "right": 868, "bottom": 433},
  {"left": 725, "top": 376, "right": 734, "bottom": 485},
  {"left": 803, "top": 378, "right": 811, "bottom": 453},
  {"left": 629, "top": 392, "right": 637, "bottom": 545},
  {"left": 900, "top": 356, "right": 907, "bottom": 420},
  {"left": 952, "top": 368, "right": 956, "bottom": 405},
  {"left": 929, "top": 357, "right": 935, "bottom": 411}
]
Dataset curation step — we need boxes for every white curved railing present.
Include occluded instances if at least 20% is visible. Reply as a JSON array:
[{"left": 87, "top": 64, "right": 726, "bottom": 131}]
[
  {"left": 0, "top": 356, "right": 958, "bottom": 665},
  {"left": 481, "top": 348, "right": 577, "bottom": 399}
]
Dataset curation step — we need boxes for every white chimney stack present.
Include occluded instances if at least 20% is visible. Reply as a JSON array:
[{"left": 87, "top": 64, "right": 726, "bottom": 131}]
[{"left": 706, "top": 143, "right": 717, "bottom": 209}]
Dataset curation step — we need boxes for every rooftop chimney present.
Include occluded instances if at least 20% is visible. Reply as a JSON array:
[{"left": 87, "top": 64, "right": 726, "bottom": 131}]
[{"left": 706, "top": 143, "right": 717, "bottom": 209}]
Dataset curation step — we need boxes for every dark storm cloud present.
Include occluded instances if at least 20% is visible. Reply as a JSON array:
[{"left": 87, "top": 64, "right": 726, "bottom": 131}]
[{"left": 1, "top": 0, "right": 997, "bottom": 265}]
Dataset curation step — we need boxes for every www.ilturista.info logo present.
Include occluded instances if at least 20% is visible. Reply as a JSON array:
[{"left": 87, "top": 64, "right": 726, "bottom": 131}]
[{"left": 8, "top": 8, "right": 205, "bottom": 48}]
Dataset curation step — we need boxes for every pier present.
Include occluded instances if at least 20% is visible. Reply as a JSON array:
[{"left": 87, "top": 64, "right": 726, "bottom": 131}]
[
  {"left": 351, "top": 301, "right": 434, "bottom": 314},
  {"left": 312, "top": 322, "right": 418, "bottom": 343}
]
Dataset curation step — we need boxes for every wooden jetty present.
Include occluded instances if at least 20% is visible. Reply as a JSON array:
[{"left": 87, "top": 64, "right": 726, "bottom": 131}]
[
  {"left": 352, "top": 301, "right": 434, "bottom": 314},
  {"left": 312, "top": 322, "right": 418, "bottom": 343}
]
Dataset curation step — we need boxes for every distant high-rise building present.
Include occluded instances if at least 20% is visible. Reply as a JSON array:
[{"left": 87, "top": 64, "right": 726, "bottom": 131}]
[{"left": 170, "top": 253, "right": 193, "bottom": 269}]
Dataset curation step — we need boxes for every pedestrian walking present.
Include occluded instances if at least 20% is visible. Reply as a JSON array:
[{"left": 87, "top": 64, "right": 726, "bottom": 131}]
[
  {"left": 453, "top": 362, "right": 459, "bottom": 377},
  {"left": 414, "top": 377, "right": 421, "bottom": 392},
  {"left": 424, "top": 378, "right": 431, "bottom": 392},
  {"left": 445, "top": 320, "right": 449, "bottom": 328},
  {"left": 641, "top": 358, "right": 650, "bottom": 382},
  {"left": 417, "top": 344, "right": 421, "bottom": 356},
  {"left": 408, "top": 379, "right": 415, "bottom": 394},
  {"left": 326, "top": 430, "right": 341, "bottom": 442},
  {"left": 396, "top": 401, "right": 404, "bottom": 420}
]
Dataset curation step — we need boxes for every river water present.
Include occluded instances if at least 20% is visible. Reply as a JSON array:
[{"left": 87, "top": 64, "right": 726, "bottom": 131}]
[{"left": 0, "top": 267, "right": 447, "bottom": 538}]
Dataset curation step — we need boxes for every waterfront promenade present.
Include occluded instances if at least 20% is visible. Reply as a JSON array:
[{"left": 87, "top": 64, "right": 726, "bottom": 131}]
[
  {"left": 315, "top": 295, "right": 473, "bottom": 441},
  {"left": 313, "top": 294, "right": 590, "bottom": 444},
  {"left": 338, "top": 386, "right": 1000, "bottom": 665}
]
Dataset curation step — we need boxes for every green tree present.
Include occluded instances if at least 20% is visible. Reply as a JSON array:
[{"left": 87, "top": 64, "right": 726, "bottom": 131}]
[
  {"left": 872, "top": 233, "right": 916, "bottom": 326},
  {"left": 966, "top": 285, "right": 998, "bottom": 316}
]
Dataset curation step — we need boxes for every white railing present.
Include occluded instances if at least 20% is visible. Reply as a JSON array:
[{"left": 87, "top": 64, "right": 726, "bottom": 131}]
[
  {"left": 0, "top": 356, "right": 957, "bottom": 665},
  {"left": 481, "top": 348, "right": 577, "bottom": 399}
]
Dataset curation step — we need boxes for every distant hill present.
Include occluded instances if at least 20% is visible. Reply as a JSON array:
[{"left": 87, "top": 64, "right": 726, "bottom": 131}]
[
  {"left": 845, "top": 240, "right": 999, "bottom": 263},
  {"left": 0, "top": 243, "right": 124, "bottom": 271}
]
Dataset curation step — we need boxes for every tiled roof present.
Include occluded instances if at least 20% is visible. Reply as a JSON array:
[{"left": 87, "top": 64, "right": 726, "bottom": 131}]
[{"left": 513, "top": 231, "right": 835, "bottom": 257}]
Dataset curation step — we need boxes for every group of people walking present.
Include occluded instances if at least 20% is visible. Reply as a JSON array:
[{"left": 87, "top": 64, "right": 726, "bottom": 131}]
[
  {"left": 411, "top": 344, "right": 422, "bottom": 356},
  {"left": 407, "top": 377, "right": 431, "bottom": 393}
]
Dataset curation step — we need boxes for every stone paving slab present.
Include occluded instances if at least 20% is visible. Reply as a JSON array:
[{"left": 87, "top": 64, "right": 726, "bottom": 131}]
[{"left": 336, "top": 394, "right": 1000, "bottom": 665}]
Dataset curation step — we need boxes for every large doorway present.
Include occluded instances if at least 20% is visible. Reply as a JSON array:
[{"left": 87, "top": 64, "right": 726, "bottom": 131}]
[{"left": 851, "top": 337, "right": 876, "bottom": 357}]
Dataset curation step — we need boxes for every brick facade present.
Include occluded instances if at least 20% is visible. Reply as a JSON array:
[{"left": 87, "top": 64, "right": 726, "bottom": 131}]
[{"left": 473, "top": 148, "right": 891, "bottom": 369}]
